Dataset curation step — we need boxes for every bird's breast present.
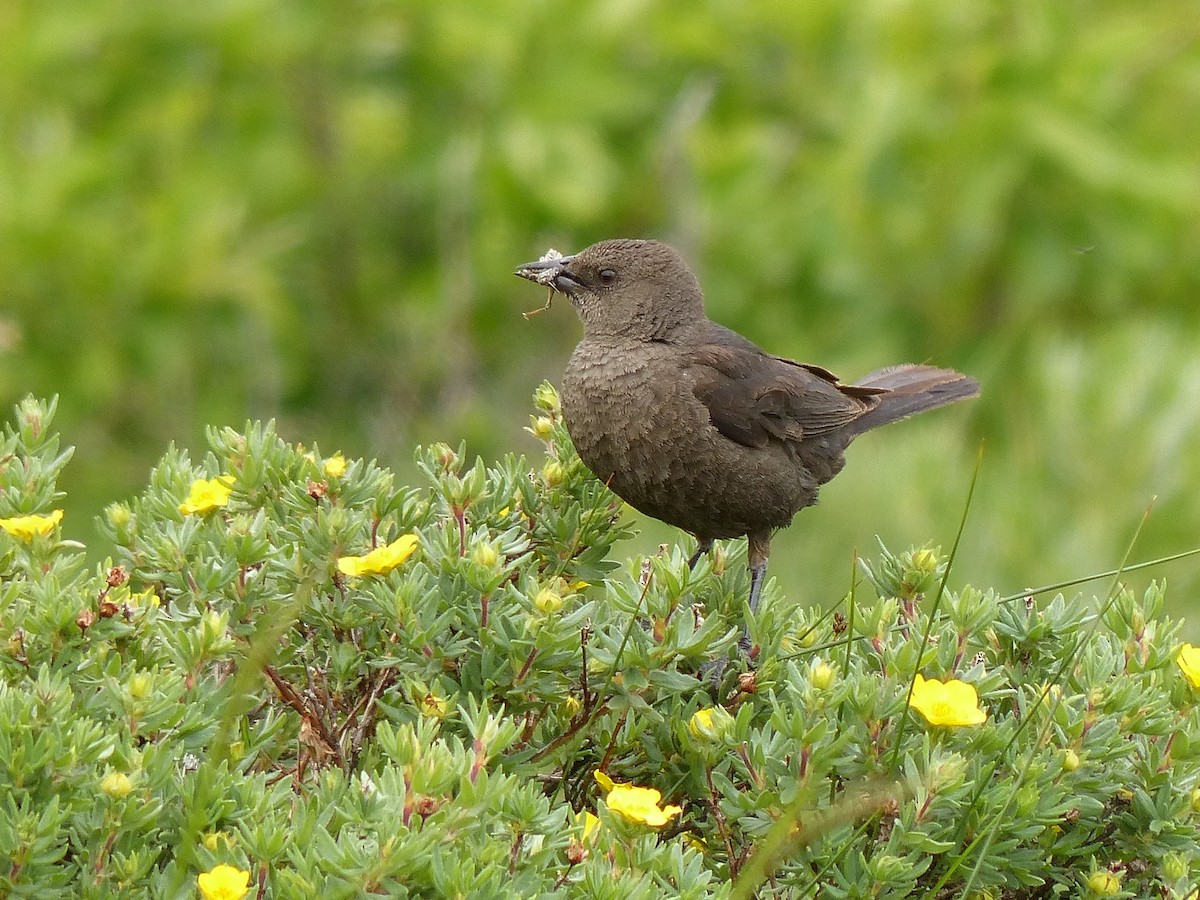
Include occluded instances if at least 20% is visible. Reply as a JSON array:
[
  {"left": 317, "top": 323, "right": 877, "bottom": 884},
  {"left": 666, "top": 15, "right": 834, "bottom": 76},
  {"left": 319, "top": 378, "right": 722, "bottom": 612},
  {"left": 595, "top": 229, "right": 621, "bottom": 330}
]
[
  {"left": 562, "top": 341, "right": 702, "bottom": 471},
  {"left": 560, "top": 340, "right": 817, "bottom": 538}
]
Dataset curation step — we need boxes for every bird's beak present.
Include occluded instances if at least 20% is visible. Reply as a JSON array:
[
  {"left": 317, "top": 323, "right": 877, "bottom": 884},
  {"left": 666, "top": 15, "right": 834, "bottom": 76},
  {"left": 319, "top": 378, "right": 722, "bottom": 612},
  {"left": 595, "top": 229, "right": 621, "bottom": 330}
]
[{"left": 514, "top": 253, "right": 579, "bottom": 293}]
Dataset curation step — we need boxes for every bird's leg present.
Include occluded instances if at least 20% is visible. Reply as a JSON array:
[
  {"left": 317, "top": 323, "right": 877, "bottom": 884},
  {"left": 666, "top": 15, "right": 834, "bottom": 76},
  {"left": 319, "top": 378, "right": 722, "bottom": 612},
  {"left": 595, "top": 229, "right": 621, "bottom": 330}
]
[
  {"left": 737, "top": 530, "right": 772, "bottom": 658},
  {"left": 746, "top": 530, "right": 771, "bottom": 614},
  {"left": 686, "top": 537, "right": 714, "bottom": 570}
]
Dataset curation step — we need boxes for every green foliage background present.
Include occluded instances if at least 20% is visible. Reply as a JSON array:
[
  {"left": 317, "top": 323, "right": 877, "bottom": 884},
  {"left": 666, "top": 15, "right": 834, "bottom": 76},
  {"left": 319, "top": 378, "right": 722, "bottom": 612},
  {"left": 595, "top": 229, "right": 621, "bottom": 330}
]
[{"left": 3, "top": 1, "right": 1199, "bottom": 622}]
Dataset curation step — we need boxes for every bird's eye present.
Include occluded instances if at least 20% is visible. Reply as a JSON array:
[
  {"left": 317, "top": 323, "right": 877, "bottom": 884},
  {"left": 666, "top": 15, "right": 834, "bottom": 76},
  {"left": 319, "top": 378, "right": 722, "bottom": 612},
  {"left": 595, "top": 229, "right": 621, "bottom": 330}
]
[{"left": 598, "top": 269, "right": 616, "bottom": 285}]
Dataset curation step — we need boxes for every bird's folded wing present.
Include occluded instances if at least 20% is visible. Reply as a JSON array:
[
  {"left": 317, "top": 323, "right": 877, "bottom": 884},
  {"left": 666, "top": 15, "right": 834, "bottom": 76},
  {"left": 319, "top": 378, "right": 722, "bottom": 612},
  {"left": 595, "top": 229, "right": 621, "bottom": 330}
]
[{"left": 684, "top": 344, "right": 876, "bottom": 449}]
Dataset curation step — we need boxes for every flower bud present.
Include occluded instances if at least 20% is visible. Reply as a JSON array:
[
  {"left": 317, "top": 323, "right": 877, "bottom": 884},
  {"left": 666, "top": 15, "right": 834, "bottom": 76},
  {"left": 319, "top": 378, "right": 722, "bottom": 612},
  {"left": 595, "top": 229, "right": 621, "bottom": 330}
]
[
  {"left": 534, "top": 587, "right": 563, "bottom": 615},
  {"left": 201, "top": 831, "right": 232, "bottom": 851},
  {"left": 911, "top": 548, "right": 939, "bottom": 574},
  {"left": 534, "top": 383, "right": 561, "bottom": 414},
  {"left": 105, "top": 502, "right": 132, "bottom": 528},
  {"left": 531, "top": 416, "right": 554, "bottom": 440},
  {"left": 898, "top": 546, "right": 941, "bottom": 599},
  {"left": 687, "top": 706, "right": 734, "bottom": 745},
  {"left": 101, "top": 772, "right": 133, "bottom": 798},
  {"left": 810, "top": 660, "right": 835, "bottom": 691},
  {"left": 710, "top": 543, "right": 727, "bottom": 577},
  {"left": 930, "top": 753, "right": 968, "bottom": 790},
  {"left": 323, "top": 453, "right": 347, "bottom": 478},
  {"left": 1061, "top": 749, "right": 1081, "bottom": 772},
  {"left": 16, "top": 397, "right": 44, "bottom": 438},
  {"left": 430, "top": 442, "right": 459, "bottom": 472},
  {"left": 128, "top": 673, "right": 153, "bottom": 701},
  {"left": 1191, "top": 787, "right": 1200, "bottom": 815},
  {"left": 419, "top": 694, "right": 449, "bottom": 719},
  {"left": 542, "top": 460, "right": 564, "bottom": 487},
  {"left": 1086, "top": 870, "right": 1120, "bottom": 895},
  {"left": 471, "top": 541, "right": 499, "bottom": 570},
  {"left": 201, "top": 610, "right": 227, "bottom": 646},
  {"left": 1162, "top": 852, "right": 1187, "bottom": 882}
]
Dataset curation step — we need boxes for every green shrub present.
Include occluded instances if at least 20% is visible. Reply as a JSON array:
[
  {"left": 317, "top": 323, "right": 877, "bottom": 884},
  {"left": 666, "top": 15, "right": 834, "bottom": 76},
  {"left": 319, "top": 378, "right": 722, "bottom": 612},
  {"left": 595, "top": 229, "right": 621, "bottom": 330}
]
[{"left": 1, "top": 390, "right": 1199, "bottom": 898}]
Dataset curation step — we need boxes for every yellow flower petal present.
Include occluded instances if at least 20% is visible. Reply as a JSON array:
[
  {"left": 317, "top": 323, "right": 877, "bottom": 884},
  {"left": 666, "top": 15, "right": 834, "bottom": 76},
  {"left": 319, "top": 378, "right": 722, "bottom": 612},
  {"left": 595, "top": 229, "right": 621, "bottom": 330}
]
[
  {"left": 573, "top": 809, "right": 601, "bottom": 842},
  {"left": 594, "top": 770, "right": 681, "bottom": 827},
  {"left": 336, "top": 533, "right": 419, "bottom": 577},
  {"left": 179, "top": 476, "right": 235, "bottom": 516},
  {"left": 908, "top": 673, "right": 987, "bottom": 727},
  {"left": 606, "top": 784, "right": 682, "bottom": 828},
  {"left": 1177, "top": 643, "right": 1200, "bottom": 690},
  {"left": 0, "top": 509, "right": 64, "bottom": 541},
  {"left": 196, "top": 863, "right": 251, "bottom": 900}
]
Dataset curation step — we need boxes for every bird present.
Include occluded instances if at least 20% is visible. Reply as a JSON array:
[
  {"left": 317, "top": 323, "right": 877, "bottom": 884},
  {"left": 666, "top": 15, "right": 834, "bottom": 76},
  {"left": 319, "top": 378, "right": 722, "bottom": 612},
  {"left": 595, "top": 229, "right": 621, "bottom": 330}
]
[{"left": 515, "top": 238, "right": 978, "bottom": 618}]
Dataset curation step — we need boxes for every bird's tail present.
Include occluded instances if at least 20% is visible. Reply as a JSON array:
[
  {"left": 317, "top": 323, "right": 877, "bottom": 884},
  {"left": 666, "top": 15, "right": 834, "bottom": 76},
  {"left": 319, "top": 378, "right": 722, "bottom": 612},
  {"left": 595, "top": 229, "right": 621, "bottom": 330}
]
[{"left": 848, "top": 364, "right": 979, "bottom": 436}]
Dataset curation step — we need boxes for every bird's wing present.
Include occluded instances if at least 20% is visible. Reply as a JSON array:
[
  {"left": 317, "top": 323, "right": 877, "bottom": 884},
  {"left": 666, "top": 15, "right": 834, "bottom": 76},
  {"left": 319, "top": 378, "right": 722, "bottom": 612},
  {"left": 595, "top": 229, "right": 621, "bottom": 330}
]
[{"left": 682, "top": 343, "right": 880, "bottom": 449}]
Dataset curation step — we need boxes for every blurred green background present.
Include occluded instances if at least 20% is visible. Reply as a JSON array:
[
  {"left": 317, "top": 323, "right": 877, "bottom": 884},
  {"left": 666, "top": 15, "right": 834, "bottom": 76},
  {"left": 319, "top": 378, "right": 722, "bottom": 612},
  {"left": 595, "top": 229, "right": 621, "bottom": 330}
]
[{"left": 3, "top": 1, "right": 1199, "bottom": 625}]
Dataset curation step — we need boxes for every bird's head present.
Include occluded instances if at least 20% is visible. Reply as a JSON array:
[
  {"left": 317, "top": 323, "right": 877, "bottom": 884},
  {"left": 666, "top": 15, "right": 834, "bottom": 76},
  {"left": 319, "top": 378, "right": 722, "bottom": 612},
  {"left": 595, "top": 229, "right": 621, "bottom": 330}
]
[{"left": 516, "top": 239, "right": 705, "bottom": 341}]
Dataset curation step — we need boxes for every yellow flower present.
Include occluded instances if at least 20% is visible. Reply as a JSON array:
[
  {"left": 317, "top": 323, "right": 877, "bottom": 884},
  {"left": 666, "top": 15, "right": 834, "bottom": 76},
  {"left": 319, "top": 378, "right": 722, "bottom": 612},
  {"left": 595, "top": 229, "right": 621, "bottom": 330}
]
[
  {"left": 100, "top": 772, "right": 132, "bottom": 798},
  {"left": 0, "top": 509, "right": 64, "bottom": 541},
  {"left": 908, "top": 674, "right": 987, "bottom": 727},
  {"left": 594, "top": 770, "right": 682, "bottom": 828},
  {"left": 1177, "top": 643, "right": 1200, "bottom": 689},
  {"left": 323, "top": 453, "right": 348, "bottom": 478},
  {"left": 337, "top": 534, "right": 419, "bottom": 577},
  {"left": 179, "top": 476, "right": 235, "bottom": 516},
  {"left": 197, "top": 863, "right": 251, "bottom": 900}
]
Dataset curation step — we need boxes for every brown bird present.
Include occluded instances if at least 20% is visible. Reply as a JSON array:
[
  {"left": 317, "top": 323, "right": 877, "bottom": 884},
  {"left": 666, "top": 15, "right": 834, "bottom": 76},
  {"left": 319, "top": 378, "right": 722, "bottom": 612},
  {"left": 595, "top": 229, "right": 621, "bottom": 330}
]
[{"left": 516, "top": 239, "right": 978, "bottom": 614}]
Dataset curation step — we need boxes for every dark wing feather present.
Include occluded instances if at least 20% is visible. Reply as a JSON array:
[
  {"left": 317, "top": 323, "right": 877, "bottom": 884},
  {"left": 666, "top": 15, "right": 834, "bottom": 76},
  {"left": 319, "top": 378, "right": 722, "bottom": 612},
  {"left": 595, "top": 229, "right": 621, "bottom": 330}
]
[{"left": 683, "top": 344, "right": 876, "bottom": 449}]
